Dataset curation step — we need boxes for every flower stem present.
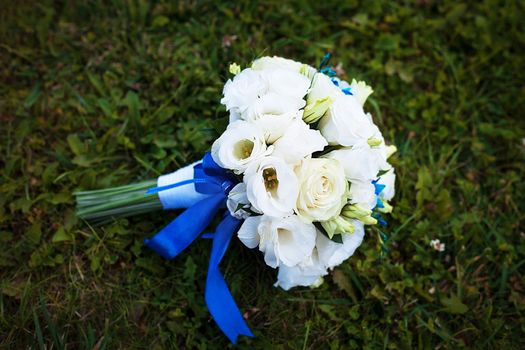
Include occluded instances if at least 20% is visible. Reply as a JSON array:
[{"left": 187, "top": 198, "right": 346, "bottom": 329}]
[{"left": 75, "top": 180, "right": 163, "bottom": 225}]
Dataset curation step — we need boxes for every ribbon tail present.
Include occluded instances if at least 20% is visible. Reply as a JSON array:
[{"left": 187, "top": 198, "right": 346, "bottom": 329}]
[
  {"left": 205, "top": 214, "right": 253, "bottom": 344},
  {"left": 144, "top": 193, "right": 225, "bottom": 259}
]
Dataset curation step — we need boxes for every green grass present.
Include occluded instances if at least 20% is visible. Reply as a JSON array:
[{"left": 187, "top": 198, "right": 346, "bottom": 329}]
[{"left": 1, "top": 0, "right": 524, "bottom": 348}]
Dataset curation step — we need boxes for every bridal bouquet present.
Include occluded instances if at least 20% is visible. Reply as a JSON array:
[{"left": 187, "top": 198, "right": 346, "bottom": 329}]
[{"left": 75, "top": 54, "right": 396, "bottom": 343}]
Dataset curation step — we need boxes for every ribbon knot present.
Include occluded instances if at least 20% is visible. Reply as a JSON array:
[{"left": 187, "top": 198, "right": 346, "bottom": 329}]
[{"left": 144, "top": 153, "right": 253, "bottom": 344}]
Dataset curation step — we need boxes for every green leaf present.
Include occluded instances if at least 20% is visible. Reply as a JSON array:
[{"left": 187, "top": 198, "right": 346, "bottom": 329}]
[
  {"left": 332, "top": 269, "right": 358, "bottom": 303},
  {"left": 97, "top": 98, "right": 114, "bottom": 118},
  {"left": 51, "top": 227, "right": 73, "bottom": 243},
  {"left": 48, "top": 192, "right": 71, "bottom": 205},
  {"left": 67, "top": 134, "right": 85, "bottom": 156},
  {"left": 125, "top": 91, "right": 141, "bottom": 122},
  {"left": 441, "top": 295, "right": 468, "bottom": 314},
  {"left": 87, "top": 72, "right": 107, "bottom": 96},
  {"left": 24, "top": 83, "right": 41, "bottom": 108},
  {"left": 26, "top": 223, "right": 42, "bottom": 244},
  {"left": 375, "top": 34, "right": 400, "bottom": 51}
]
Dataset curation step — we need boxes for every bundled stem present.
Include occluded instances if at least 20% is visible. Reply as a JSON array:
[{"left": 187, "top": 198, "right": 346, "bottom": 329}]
[{"left": 75, "top": 180, "right": 163, "bottom": 225}]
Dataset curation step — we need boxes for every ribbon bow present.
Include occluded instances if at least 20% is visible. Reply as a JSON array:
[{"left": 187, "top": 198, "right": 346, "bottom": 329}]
[{"left": 144, "top": 153, "right": 253, "bottom": 344}]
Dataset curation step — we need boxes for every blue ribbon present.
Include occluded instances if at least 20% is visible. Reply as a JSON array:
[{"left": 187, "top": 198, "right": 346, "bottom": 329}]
[{"left": 144, "top": 153, "right": 253, "bottom": 344}]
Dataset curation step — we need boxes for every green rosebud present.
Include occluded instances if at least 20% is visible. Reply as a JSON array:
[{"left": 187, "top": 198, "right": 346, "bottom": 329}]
[
  {"left": 229, "top": 63, "right": 241, "bottom": 75},
  {"left": 303, "top": 96, "right": 333, "bottom": 124},
  {"left": 341, "top": 204, "right": 377, "bottom": 225},
  {"left": 321, "top": 215, "right": 355, "bottom": 238},
  {"left": 386, "top": 145, "right": 397, "bottom": 159}
]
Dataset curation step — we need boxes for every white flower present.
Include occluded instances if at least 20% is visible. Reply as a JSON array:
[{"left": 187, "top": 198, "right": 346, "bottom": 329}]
[
  {"left": 307, "top": 73, "right": 343, "bottom": 103},
  {"left": 244, "top": 93, "right": 305, "bottom": 143},
  {"left": 211, "top": 121, "right": 270, "bottom": 174},
  {"left": 237, "top": 215, "right": 317, "bottom": 268},
  {"left": 349, "top": 180, "right": 377, "bottom": 210},
  {"left": 303, "top": 73, "right": 342, "bottom": 124},
  {"left": 316, "top": 221, "right": 365, "bottom": 269},
  {"left": 261, "top": 68, "right": 311, "bottom": 100},
  {"left": 325, "top": 77, "right": 373, "bottom": 107},
  {"left": 274, "top": 248, "right": 327, "bottom": 290},
  {"left": 226, "top": 183, "right": 260, "bottom": 219},
  {"left": 272, "top": 119, "right": 327, "bottom": 166},
  {"left": 318, "top": 94, "right": 376, "bottom": 146},
  {"left": 221, "top": 68, "right": 268, "bottom": 116},
  {"left": 252, "top": 56, "right": 317, "bottom": 79},
  {"left": 377, "top": 168, "right": 395, "bottom": 201},
  {"left": 325, "top": 143, "right": 389, "bottom": 183},
  {"left": 244, "top": 156, "right": 299, "bottom": 218},
  {"left": 252, "top": 56, "right": 301, "bottom": 71},
  {"left": 430, "top": 239, "right": 445, "bottom": 252},
  {"left": 295, "top": 158, "right": 348, "bottom": 223},
  {"left": 349, "top": 79, "right": 373, "bottom": 106}
]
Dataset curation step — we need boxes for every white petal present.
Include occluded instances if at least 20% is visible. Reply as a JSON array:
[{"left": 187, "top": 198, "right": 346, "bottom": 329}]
[
  {"left": 274, "top": 255, "right": 327, "bottom": 290},
  {"left": 272, "top": 119, "right": 328, "bottom": 166},
  {"left": 349, "top": 180, "right": 377, "bottom": 210},
  {"left": 237, "top": 216, "right": 262, "bottom": 249},
  {"left": 350, "top": 79, "right": 374, "bottom": 106},
  {"left": 262, "top": 69, "right": 311, "bottom": 99},
  {"left": 316, "top": 222, "right": 365, "bottom": 269},
  {"left": 377, "top": 168, "right": 396, "bottom": 201},
  {"left": 318, "top": 95, "right": 375, "bottom": 146}
]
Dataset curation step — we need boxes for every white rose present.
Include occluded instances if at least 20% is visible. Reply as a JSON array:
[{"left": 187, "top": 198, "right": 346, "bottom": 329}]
[
  {"left": 274, "top": 248, "right": 327, "bottom": 290},
  {"left": 211, "top": 121, "right": 270, "bottom": 174},
  {"left": 272, "top": 119, "right": 327, "bottom": 166},
  {"left": 244, "top": 156, "right": 299, "bottom": 218},
  {"left": 244, "top": 92, "right": 305, "bottom": 143},
  {"left": 318, "top": 94, "right": 376, "bottom": 146},
  {"left": 237, "top": 215, "right": 316, "bottom": 268},
  {"left": 316, "top": 221, "right": 365, "bottom": 269},
  {"left": 226, "top": 183, "right": 260, "bottom": 219},
  {"left": 349, "top": 79, "right": 374, "bottom": 106},
  {"left": 377, "top": 167, "right": 395, "bottom": 201},
  {"left": 261, "top": 68, "right": 311, "bottom": 99},
  {"left": 221, "top": 68, "right": 268, "bottom": 115},
  {"left": 295, "top": 158, "right": 348, "bottom": 223}
]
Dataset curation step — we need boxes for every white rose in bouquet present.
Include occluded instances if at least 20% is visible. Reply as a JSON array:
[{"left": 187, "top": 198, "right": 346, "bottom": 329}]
[
  {"left": 237, "top": 215, "right": 316, "bottom": 268},
  {"left": 316, "top": 221, "right": 365, "bottom": 269},
  {"left": 295, "top": 158, "right": 348, "bottom": 223},
  {"left": 272, "top": 119, "right": 327, "bottom": 166},
  {"left": 211, "top": 120, "right": 271, "bottom": 174},
  {"left": 318, "top": 94, "right": 376, "bottom": 146},
  {"left": 221, "top": 68, "right": 268, "bottom": 118},
  {"left": 244, "top": 156, "right": 299, "bottom": 218},
  {"left": 244, "top": 92, "right": 305, "bottom": 143}
]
